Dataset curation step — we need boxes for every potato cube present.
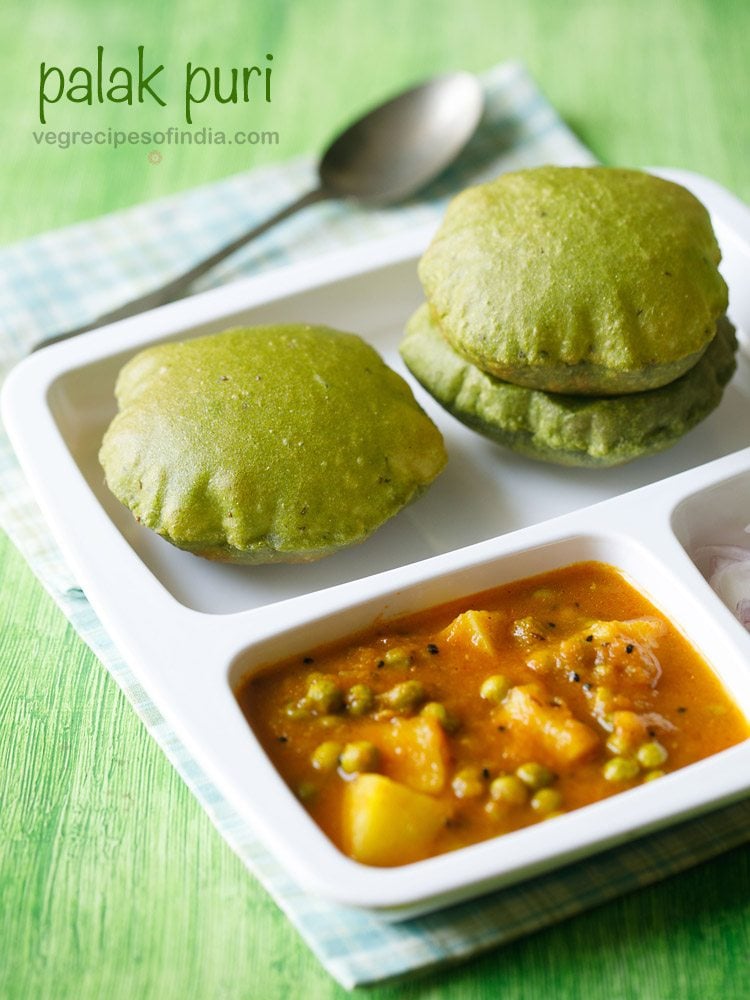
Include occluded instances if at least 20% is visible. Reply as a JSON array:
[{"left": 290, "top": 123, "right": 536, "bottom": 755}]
[
  {"left": 341, "top": 774, "right": 452, "bottom": 866},
  {"left": 380, "top": 716, "right": 449, "bottom": 793},
  {"left": 440, "top": 610, "right": 501, "bottom": 653},
  {"left": 501, "top": 684, "right": 599, "bottom": 767}
]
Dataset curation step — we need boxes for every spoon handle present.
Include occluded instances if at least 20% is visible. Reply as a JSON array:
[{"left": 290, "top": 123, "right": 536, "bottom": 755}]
[{"left": 32, "top": 185, "right": 330, "bottom": 351}]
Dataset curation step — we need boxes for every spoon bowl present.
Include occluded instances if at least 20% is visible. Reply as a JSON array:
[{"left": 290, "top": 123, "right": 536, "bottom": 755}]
[{"left": 320, "top": 71, "right": 484, "bottom": 203}]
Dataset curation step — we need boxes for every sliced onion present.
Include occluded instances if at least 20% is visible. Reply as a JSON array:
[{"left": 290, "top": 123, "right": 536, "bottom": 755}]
[{"left": 695, "top": 544, "right": 750, "bottom": 632}]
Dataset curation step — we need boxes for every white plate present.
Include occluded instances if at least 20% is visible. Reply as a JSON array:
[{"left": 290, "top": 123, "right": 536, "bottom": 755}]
[{"left": 3, "top": 168, "right": 750, "bottom": 918}]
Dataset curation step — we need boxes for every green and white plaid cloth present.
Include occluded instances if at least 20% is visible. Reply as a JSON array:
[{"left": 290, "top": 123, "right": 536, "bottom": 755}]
[{"left": 2, "top": 61, "right": 749, "bottom": 989}]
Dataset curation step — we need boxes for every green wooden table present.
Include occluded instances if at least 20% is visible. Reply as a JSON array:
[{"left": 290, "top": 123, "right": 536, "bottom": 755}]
[{"left": 2, "top": 1, "right": 749, "bottom": 996}]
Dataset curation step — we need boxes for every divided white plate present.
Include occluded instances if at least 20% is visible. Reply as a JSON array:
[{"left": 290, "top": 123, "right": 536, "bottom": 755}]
[{"left": 3, "top": 168, "right": 750, "bottom": 917}]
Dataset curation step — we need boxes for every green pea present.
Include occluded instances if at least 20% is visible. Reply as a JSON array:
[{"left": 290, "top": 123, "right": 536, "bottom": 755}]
[
  {"left": 346, "top": 683, "right": 374, "bottom": 716},
  {"left": 339, "top": 741, "right": 380, "bottom": 774},
  {"left": 296, "top": 780, "right": 317, "bottom": 801},
  {"left": 420, "top": 701, "right": 459, "bottom": 732},
  {"left": 643, "top": 769, "right": 665, "bottom": 783},
  {"left": 531, "top": 588, "right": 556, "bottom": 601},
  {"left": 383, "top": 647, "right": 412, "bottom": 668},
  {"left": 284, "top": 700, "right": 310, "bottom": 721},
  {"left": 636, "top": 741, "right": 668, "bottom": 769},
  {"left": 530, "top": 788, "right": 563, "bottom": 814},
  {"left": 516, "top": 762, "right": 554, "bottom": 790},
  {"left": 451, "top": 766, "right": 485, "bottom": 799},
  {"left": 602, "top": 756, "right": 640, "bottom": 782},
  {"left": 305, "top": 675, "right": 344, "bottom": 714},
  {"left": 605, "top": 732, "right": 631, "bottom": 756},
  {"left": 383, "top": 680, "right": 427, "bottom": 712},
  {"left": 484, "top": 800, "right": 511, "bottom": 821},
  {"left": 489, "top": 774, "right": 528, "bottom": 806},
  {"left": 480, "top": 674, "right": 511, "bottom": 704},
  {"left": 310, "top": 741, "right": 342, "bottom": 772}
]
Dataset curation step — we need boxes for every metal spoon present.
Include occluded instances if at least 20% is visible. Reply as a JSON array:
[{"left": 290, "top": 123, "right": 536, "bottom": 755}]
[{"left": 35, "top": 71, "right": 483, "bottom": 350}]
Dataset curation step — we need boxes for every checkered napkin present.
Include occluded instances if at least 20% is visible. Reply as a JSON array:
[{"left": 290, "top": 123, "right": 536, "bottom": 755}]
[{"left": 2, "top": 61, "right": 749, "bottom": 989}]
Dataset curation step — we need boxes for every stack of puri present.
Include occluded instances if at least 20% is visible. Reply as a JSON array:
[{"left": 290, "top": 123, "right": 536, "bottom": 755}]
[{"left": 400, "top": 166, "right": 736, "bottom": 468}]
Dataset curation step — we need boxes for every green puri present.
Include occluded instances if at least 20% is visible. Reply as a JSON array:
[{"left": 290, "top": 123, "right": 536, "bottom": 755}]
[
  {"left": 419, "top": 167, "right": 728, "bottom": 395},
  {"left": 100, "top": 324, "right": 446, "bottom": 563},
  {"left": 400, "top": 305, "right": 737, "bottom": 468}
]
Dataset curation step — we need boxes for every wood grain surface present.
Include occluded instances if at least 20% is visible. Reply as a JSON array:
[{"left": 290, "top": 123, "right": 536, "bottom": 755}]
[{"left": 1, "top": 1, "right": 749, "bottom": 997}]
